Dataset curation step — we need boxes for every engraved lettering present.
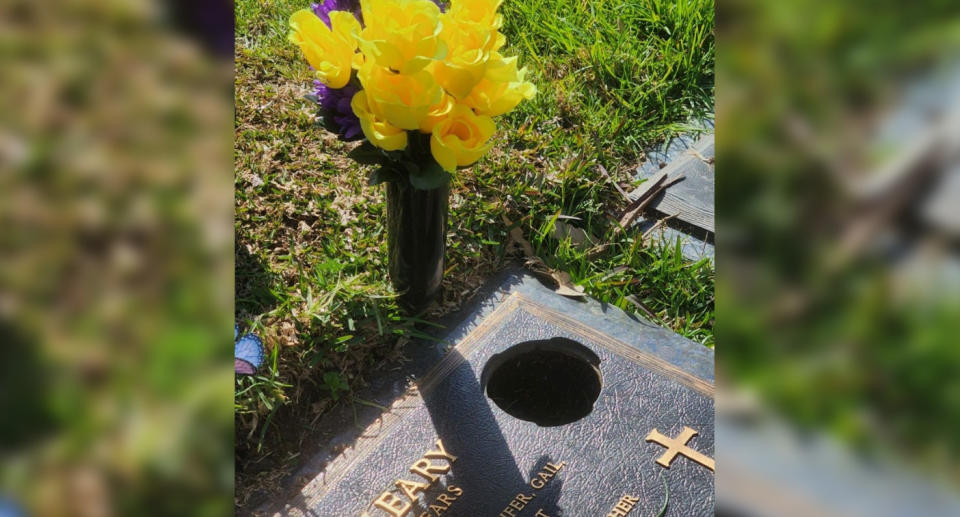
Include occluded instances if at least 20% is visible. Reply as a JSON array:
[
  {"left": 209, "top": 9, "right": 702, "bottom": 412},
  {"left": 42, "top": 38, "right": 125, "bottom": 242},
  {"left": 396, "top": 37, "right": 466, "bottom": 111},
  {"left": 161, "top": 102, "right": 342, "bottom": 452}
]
[
  {"left": 605, "top": 494, "right": 640, "bottom": 517},
  {"left": 367, "top": 440, "right": 460, "bottom": 516},
  {"left": 425, "top": 439, "right": 458, "bottom": 463},
  {"left": 409, "top": 458, "right": 450, "bottom": 484},
  {"left": 534, "top": 510, "right": 551, "bottom": 517},
  {"left": 374, "top": 491, "right": 412, "bottom": 517},
  {"left": 530, "top": 461, "right": 565, "bottom": 490},
  {"left": 416, "top": 486, "right": 463, "bottom": 517},
  {"left": 396, "top": 478, "right": 429, "bottom": 501},
  {"left": 498, "top": 493, "right": 535, "bottom": 517}
]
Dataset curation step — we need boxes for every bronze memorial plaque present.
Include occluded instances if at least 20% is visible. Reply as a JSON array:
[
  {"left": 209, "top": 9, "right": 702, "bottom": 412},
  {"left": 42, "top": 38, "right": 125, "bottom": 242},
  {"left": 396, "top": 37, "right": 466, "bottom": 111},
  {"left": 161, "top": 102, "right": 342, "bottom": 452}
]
[{"left": 272, "top": 272, "right": 714, "bottom": 516}]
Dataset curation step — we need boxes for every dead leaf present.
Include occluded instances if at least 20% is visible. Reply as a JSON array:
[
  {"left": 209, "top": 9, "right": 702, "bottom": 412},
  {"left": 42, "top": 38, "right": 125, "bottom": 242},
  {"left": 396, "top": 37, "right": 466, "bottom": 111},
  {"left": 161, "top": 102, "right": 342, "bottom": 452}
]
[
  {"left": 502, "top": 214, "right": 585, "bottom": 299},
  {"left": 551, "top": 270, "right": 586, "bottom": 298},
  {"left": 501, "top": 213, "right": 536, "bottom": 258},
  {"left": 277, "top": 320, "right": 300, "bottom": 347},
  {"left": 687, "top": 149, "right": 714, "bottom": 165},
  {"left": 508, "top": 227, "right": 535, "bottom": 257},
  {"left": 552, "top": 220, "right": 596, "bottom": 250}
]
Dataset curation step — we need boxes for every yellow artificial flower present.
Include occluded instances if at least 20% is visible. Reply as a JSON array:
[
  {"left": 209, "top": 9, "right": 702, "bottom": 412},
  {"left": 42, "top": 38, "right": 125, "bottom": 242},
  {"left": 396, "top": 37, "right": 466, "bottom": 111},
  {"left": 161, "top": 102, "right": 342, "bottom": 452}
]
[
  {"left": 351, "top": 91, "right": 408, "bottom": 151},
  {"left": 430, "top": 103, "right": 496, "bottom": 172},
  {"left": 358, "top": 62, "right": 442, "bottom": 130},
  {"left": 431, "top": 0, "right": 505, "bottom": 99},
  {"left": 447, "top": 0, "right": 504, "bottom": 31},
  {"left": 289, "top": 10, "right": 361, "bottom": 89},
  {"left": 418, "top": 93, "right": 456, "bottom": 133},
  {"left": 357, "top": 0, "right": 445, "bottom": 75},
  {"left": 463, "top": 52, "right": 537, "bottom": 116},
  {"left": 430, "top": 23, "right": 491, "bottom": 99}
]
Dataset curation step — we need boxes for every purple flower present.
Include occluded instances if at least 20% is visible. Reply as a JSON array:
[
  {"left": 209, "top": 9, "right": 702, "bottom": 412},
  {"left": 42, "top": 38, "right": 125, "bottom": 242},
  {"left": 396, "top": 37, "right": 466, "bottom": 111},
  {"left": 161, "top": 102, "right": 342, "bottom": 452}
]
[
  {"left": 311, "top": 0, "right": 363, "bottom": 26},
  {"left": 311, "top": 0, "right": 445, "bottom": 26},
  {"left": 314, "top": 80, "right": 363, "bottom": 140}
]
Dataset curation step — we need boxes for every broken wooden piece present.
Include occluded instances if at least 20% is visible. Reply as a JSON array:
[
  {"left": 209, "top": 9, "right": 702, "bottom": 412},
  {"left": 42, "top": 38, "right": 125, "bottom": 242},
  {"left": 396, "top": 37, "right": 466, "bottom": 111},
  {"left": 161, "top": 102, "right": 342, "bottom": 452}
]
[
  {"left": 639, "top": 134, "right": 715, "bottom": 234},
  {"left": 618, "top": 172, "right": 685, "bottom": 230}
]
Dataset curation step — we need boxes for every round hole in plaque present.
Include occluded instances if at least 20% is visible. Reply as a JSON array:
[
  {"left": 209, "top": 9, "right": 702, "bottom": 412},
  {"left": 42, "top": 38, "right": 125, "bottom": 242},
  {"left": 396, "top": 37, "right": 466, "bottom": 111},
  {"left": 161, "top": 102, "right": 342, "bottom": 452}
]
[{"left": 481, "top": 337, "right": 602, "bottom": 427}]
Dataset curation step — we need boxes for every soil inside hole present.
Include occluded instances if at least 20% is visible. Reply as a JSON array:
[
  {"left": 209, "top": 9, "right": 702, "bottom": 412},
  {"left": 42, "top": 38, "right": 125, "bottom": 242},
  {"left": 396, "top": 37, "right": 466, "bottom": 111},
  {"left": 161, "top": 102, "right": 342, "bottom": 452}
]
[{"left": 485, "top": 343, "right": 601, "bottom": 427}]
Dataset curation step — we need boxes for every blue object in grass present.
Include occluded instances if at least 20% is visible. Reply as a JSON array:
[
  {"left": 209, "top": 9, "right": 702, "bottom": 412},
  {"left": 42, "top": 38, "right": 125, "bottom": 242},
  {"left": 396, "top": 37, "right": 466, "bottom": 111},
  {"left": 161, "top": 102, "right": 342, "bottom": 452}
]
[{"left": 235, "top": 327, "right": 264, "bottom": 376}]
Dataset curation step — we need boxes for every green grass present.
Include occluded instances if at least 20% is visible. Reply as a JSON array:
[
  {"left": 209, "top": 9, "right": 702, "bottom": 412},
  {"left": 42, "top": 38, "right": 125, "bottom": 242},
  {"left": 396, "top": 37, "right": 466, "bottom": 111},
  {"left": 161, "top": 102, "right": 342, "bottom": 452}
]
[{"left": 235, "top": 0, "right": 714, "bottom": 506}]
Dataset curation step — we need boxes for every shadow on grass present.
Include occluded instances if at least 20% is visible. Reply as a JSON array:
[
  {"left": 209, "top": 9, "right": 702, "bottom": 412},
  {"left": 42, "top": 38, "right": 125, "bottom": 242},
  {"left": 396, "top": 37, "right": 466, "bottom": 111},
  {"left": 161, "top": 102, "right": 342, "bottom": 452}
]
[
  {"left": 0, "top": 320, "right": 55, "bottom": 450},
  {"left": 235, "top": 238, "right": 281, "bottom": 319}
]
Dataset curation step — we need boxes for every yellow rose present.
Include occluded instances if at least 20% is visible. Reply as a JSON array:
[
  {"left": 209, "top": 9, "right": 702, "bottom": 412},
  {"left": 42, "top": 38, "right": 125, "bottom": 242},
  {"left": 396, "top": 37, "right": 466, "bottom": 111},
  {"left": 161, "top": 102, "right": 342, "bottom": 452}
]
[
  {"left": 418, "top": 93, "right": 456, "bottom": 133},
  {"left": 289, "top": 10, "right": 361, "bottom": 89},
  {"left": 430, "top": 104, "right": 496, "bottom": 172},
  {"left": 431, "top": 1, "right": 505, "bottom": 99},
  {"left": 430, "top": 22, "right": 490, "bottom": 99},
  {"left": 358, "top": 62, "right": 442, "bottom": 130},
  {"left": 351, "top": 91, "right": 408, "bottom": 151},
  {"left": 463, "top": 53, "right": 537, "bottom": 116},
  {"left": 357, "top": 0, "right": 445, "bottom": 75},
  {"left": 447, "top": 0, "right": 504, "bottom": 31}
]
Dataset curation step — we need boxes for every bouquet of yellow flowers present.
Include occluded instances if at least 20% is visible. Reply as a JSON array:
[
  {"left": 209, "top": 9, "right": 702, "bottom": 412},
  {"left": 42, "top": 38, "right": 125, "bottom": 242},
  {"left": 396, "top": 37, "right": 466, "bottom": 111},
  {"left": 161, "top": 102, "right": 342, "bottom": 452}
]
[{"left": 290, "top": 0, "right": 536, "bottom": 189}]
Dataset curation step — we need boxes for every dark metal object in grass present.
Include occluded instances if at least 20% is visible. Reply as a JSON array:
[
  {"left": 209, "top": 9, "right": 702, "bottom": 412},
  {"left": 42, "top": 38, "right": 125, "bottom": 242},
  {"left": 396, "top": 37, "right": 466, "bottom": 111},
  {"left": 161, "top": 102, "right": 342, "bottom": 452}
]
[{"left": 386, "top": 180, "right": 449, "bottom": 314}]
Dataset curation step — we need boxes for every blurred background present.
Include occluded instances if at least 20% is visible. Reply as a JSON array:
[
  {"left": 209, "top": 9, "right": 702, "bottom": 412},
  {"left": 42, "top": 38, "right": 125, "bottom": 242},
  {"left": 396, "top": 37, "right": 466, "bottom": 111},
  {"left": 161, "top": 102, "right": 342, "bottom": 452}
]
[
  {"left": 717, "top": 0, "right": 960, "bottom": 515},
  {"left": 0, "top": 1, "right": 234, "bottom": 516}
]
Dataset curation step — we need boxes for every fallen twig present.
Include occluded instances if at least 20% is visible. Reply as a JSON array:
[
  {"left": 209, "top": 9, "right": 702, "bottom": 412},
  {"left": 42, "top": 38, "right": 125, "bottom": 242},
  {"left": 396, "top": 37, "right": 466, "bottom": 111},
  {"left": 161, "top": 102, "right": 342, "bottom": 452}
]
[
  {"left": 626, "top": 294, "right": 658, "bottom": 321},
  {"left": 617, "top": 173, "right": 685, "bottom": 230},
  {"left": 642, "top": 214, "right": 678, "bottom": 243},
  {"left": 599, "top": 163, "right": 631, "bottom": 202}
]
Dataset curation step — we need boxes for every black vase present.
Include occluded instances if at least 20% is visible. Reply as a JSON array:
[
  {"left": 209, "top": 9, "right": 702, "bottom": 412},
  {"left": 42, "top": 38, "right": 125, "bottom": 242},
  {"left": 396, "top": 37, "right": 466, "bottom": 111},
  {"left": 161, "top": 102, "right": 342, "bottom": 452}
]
[{"left": 386, "top": 180, "right": 449, "bottom": 314}]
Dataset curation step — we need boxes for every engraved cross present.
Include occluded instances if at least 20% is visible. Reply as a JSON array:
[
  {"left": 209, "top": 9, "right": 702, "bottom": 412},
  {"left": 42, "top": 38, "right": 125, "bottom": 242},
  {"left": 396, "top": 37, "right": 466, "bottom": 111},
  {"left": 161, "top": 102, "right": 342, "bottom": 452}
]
[{"left": 645, "top": 426, "right": 714, "bottom": 471}]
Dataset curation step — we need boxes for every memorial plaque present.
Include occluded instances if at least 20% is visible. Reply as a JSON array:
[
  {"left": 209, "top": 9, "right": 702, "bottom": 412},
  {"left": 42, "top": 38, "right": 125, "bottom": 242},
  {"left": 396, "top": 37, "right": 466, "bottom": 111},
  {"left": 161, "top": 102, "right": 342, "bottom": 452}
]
[{"left": 274, "top": 273, "right": 714, "bottom": 517}]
